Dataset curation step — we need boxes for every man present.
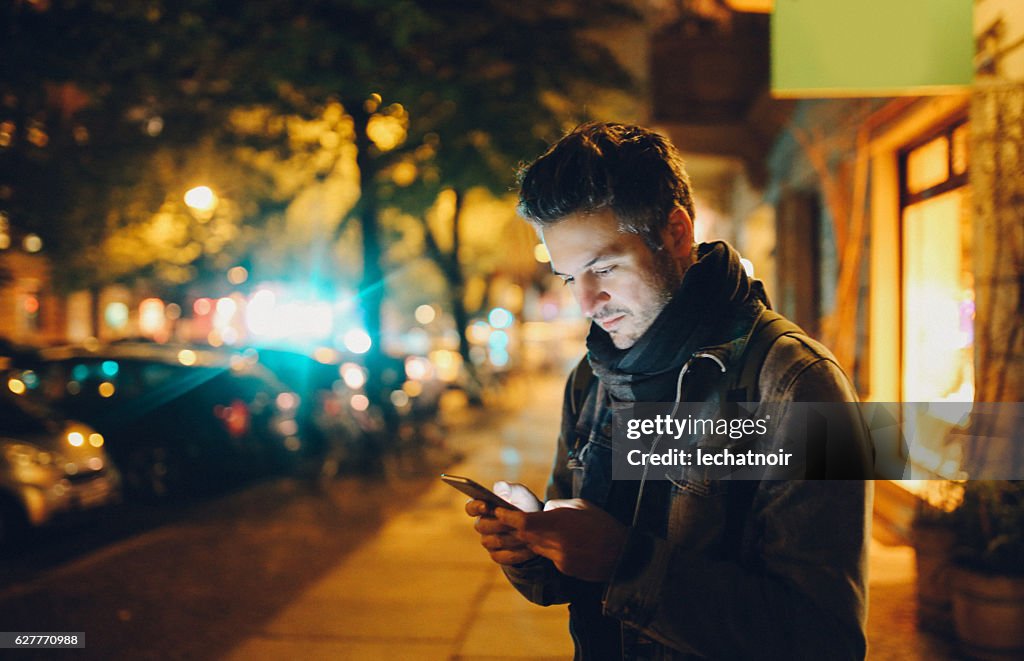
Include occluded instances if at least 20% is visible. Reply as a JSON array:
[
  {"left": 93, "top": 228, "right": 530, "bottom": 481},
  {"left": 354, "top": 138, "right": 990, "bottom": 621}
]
[{"left": 464, "top": 122, "right": 874, "bottom": 660}]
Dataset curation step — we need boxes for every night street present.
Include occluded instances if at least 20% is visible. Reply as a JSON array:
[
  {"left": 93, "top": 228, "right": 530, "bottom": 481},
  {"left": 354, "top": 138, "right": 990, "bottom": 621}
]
[
  {"left": 2, "top": 1, "right": 1022, "bottom": 658},
  {"left": 0, "top": 359, "right": 523, "bottom": 661},
  {"left": 0, "top": 373, "right": 551, "bottom": 661},
  {"left": 0, "top": 374, "right": 957, "bottom": 660},
  {"left": 0, "top": 463, "right": 441, "bottom": 659}
]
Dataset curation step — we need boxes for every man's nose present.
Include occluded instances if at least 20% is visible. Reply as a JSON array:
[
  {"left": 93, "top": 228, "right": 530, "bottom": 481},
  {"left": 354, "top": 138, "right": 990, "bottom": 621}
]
[{"left": 576, "top": 275, "right": 610, "bottom": 318}]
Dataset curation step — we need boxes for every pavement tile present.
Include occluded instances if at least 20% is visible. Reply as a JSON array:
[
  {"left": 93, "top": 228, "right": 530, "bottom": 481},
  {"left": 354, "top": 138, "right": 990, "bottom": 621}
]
[
  {"left": 865, "top": 539, "right": 956, "bottom": 660},
  {"left": 335, "top": 504, "right": 493, "bottom": 569},
  {"left": 456, "top": 604, "right": 573, "bottom": 659},
  {"left": 224, "top": 374, "right": 958, "bottom": 660},
  {"left": 477, "top": 577, "right": 560, "bottom": 615},
  {"left": 303, "top": 563, "right": 491, "bottom": 604},
  {"left": 867, "top": 539, "right": 917, "bottom": 586},
  {"left": 366, "top": 513, "right": 483, "bottom": 554},
  {"left": 340, "top": 537, "right": 493, "bottom": 570},
  {"left": 224, "top": 636, "right": 452, "bottom": 661},
  {"left": 264, "top": 597, "right": 467, "bottom": 640},
  {"left": 452, "top": 569, "right": 574, "bottom": 659}
]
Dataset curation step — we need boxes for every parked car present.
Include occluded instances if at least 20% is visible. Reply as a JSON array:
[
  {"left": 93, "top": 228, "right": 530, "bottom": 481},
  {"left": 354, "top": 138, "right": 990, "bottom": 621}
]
[
  {"left": 0, "top": 382, "right": 121, "bottom": 547},
  {"left": 27, "top": 343, "right": 305, "bottom": 498},
  {"left": 245, "top": 346, "right": 365, "bottom": 479},
  {"left": 250, "top": 346, "right": 445, "bottom": 476}
]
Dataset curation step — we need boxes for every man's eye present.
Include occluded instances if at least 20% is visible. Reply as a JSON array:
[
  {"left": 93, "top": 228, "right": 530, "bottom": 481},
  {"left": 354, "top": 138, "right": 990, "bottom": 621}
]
[{"left": 593, "top": 266, "right": 616, "bottom": 277}]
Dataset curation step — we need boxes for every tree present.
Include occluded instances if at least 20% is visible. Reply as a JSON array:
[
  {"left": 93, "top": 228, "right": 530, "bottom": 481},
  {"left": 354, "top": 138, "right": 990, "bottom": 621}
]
[
  {"left": 2, "top": 1, "right": 639, "bottom": 367},
  {"left": 364, "top": 0, "right": 640, "bottom": 387}
]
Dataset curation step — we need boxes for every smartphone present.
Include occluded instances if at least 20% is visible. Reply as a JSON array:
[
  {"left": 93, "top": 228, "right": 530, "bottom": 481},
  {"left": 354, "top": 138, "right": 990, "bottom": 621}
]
[{"left": 440, "top": 473, "right": 522, "bottom": 511}]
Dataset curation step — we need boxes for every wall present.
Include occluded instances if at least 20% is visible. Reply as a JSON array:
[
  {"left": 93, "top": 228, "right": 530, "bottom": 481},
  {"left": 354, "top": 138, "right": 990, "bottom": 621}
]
[
  {"left": 966, "top": 0, "right": 1024, "bottom": 473},
  {"left": 0, "top": 250, "right": 63, "bottom": 345}
]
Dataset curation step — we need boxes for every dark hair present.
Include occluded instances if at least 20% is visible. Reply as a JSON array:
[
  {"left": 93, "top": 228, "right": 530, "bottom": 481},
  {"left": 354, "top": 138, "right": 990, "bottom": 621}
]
[{"left": 516, "top": 122, "right": 695, "bottom": 246}]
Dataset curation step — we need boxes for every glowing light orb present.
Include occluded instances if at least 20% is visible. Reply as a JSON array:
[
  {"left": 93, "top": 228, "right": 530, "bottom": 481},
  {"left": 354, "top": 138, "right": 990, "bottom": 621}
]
[
  {"left": 340, "top": 363, "right": 367, "bottom": 389},
  {"left": 488, "top": 307, "right": 513, "bottom": 329},
  {"left": 184, "top": 186, "right": 218, "bottom": 213},
  {"left": 343, "top": 329, "right": 372, "bottom": 355},
  {"left": 414, "top": 304, "right": 436, "bottom": 325}
]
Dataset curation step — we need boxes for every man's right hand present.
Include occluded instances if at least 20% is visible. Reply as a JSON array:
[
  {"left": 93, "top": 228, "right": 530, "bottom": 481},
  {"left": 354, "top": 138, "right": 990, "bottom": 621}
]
[{"left": 465, "top": 481, "right": 543, "bottom": 566}]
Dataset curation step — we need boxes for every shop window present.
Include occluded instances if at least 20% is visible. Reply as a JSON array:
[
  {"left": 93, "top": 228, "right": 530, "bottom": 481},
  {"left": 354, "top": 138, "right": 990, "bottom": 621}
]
[{"left": 898, "top": 118, "right": 972, "bottom": 478}]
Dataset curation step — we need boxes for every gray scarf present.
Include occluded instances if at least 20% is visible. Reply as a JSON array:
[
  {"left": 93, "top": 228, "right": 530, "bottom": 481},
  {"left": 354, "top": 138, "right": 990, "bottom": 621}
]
[{"left": 586, "top": 241, "right": 767, "bottom": 403}]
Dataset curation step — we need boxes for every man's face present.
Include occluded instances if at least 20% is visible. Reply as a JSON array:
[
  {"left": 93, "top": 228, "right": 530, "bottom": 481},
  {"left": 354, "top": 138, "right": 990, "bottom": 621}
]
[{"left": 541, "top": 209, "right": 683, "bottom": 349}]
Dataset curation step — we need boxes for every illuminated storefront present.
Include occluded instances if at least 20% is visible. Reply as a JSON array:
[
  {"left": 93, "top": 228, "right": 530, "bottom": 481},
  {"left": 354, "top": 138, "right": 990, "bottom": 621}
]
[{"left": 897, "top": 118, "right": 974, "bottom": 481}]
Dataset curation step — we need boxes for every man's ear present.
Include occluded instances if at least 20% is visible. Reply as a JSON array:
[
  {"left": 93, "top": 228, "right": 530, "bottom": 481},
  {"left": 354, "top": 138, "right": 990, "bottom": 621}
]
[{"left": 663, "top": 207, "right": 694, "bottom": 259}]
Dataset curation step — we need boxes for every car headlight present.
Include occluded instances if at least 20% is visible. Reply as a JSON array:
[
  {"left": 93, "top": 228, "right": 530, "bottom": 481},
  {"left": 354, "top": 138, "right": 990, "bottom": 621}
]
[{"left": 65, "top": 428, "right": 103, "bottom": 448}]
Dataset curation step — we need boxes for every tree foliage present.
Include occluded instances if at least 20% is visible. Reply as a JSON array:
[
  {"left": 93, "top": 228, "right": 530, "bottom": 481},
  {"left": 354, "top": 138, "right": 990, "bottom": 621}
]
[{"left": 1, "top": 0, "right": 640, "bottom": 353}]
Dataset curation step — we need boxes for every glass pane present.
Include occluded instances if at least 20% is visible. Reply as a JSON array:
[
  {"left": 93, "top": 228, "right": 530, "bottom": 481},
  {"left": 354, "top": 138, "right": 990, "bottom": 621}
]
[
  {"left": 901, "top": 186, "right": 974, "bottom": 477},
  {"left": 905, "top": 135, "right": 949, "bottom": 194}
]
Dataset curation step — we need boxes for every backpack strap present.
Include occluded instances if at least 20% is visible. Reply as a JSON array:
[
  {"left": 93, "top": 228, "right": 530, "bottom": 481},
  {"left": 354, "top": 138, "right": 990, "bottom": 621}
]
[
  {"left": 727, "top": 309, "right": 805, "bottom": 403},
  {"left": 565, "top": 355, "right": 596, "bottom": 483},
  {"left": 569, "top": 354, "right": 595, "bottom": 418},
  {"left": 722, "top": 309, "right": 805, "bottom": 553}
]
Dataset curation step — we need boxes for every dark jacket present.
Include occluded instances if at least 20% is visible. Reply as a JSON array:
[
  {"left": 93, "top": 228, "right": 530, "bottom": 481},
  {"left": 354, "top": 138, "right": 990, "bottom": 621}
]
[{"left": 503, "top": 307, "right": 874, "bottom": 660}]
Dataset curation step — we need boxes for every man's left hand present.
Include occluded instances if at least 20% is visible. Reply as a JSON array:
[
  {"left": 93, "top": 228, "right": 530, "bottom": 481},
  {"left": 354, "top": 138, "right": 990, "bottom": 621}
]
[{"left": 494, "top": 498, "right": 628, "bottom": 582}]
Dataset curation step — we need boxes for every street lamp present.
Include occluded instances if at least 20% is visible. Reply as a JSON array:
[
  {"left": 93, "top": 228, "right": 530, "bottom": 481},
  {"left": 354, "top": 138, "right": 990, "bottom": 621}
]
[{"left": 184, "top": 186, "right": 218, "bottom": 216}]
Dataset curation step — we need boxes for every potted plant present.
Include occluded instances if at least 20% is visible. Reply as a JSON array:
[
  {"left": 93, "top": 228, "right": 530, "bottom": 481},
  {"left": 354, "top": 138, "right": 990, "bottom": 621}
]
[
  {"left": 948, "top": 481, "right": 1024, "bottom": 660},
  {"left": 909, "top": 483, "right": 961, "bottom": 635}
]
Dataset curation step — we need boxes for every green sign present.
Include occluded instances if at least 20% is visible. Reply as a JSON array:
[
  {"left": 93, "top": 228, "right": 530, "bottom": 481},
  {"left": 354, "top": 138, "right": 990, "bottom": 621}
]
[{"left": 772, "top": 0, "right": 973, "bottom": 97}]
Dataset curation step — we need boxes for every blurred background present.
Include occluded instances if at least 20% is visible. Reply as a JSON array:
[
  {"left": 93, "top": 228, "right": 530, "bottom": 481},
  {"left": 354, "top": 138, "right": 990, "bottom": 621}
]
[{"left": 0, "top": 1, "right": 1022, "bottom": 659}]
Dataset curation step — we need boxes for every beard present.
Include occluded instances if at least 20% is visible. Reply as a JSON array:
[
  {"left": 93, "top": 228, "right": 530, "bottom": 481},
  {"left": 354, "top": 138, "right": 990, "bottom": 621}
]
[{"left": 605, "top": 247, "right": 684, "bottom": 349}]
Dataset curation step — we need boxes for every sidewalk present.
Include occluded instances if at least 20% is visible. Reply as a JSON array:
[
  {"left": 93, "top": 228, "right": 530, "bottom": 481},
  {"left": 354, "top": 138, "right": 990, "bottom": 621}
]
[{"left": 224, "top": 373, "right": 955, "bottom": 661}]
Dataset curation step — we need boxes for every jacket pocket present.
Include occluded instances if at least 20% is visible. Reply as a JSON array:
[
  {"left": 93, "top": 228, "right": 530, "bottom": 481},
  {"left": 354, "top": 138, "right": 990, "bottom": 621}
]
[{"left": 665, "top": 474, "right": 732, "bottom": 552}]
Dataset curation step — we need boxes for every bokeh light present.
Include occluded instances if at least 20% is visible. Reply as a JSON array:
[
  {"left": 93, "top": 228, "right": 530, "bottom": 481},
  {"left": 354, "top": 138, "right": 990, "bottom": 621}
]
[
  {"left": 139, "top": 298, "right": 165, "bottom": 335},
  {"left": 227, "top": 266, "right": 249, "bottom": 285},
  {"left": 184, "top": 186, "right": 218, "bottom": 213},
  {"left": 194, "top": 298, "right": 213, "bottom": 316},
  {"left": 414, "top": 304, "right": 436, "bottom": 325},
  {"left": 488, "top": 307, "right": 513, "bottom": 329},
  {"left": 340, "top": 363, "right": 366, "bottom": 389},
  {"left": 343, "top": 329, "right": 372, "bottom": 355},
  {"left": 23, "top": 233, "right": 43, "bottom": 253},
  {"left": 104, "top": 302, "right": 129, "bottom": 330}
]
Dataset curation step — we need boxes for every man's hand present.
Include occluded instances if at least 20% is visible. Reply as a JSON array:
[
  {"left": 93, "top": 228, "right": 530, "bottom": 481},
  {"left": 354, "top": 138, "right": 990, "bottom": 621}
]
[
  {"left": 465, "top": 481, "right": 543, "bottom": 566},
  {"left": 494, "top": 498, "right": 628, "bottom": 582}
]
